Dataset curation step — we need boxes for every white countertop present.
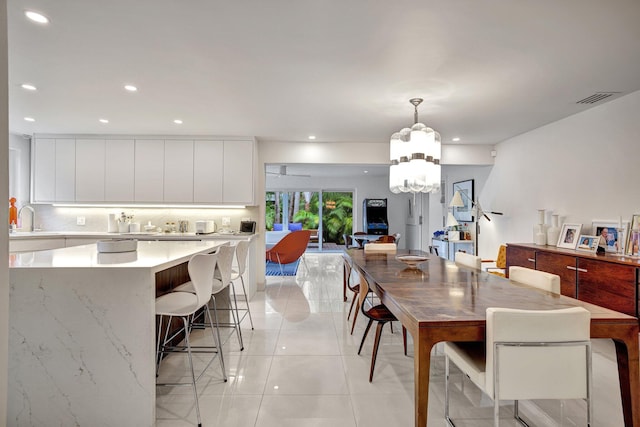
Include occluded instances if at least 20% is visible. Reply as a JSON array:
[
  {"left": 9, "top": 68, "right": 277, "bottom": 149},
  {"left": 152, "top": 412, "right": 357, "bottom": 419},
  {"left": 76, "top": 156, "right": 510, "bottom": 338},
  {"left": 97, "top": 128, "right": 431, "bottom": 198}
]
[
  {"left": 8, "top": 230, "right": 258, "bottom": 241},
  {"left": 9, "top": 239, "right": 225, "bottom": 269}
]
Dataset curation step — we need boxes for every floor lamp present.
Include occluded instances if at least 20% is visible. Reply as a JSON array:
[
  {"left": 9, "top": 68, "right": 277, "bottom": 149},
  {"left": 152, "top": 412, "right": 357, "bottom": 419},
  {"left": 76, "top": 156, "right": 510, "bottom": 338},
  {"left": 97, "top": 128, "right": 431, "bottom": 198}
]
[{"left": 450, "top": 190, "right": 503, "bottom": 256}]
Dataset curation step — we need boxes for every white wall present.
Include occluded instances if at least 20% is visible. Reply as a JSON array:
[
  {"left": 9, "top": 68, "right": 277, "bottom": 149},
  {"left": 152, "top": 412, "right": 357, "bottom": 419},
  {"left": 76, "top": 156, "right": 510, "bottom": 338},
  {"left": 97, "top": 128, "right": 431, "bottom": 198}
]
[
  {"left": 8, "top": 134, "right": 29, "bottom": 209},
  {"left": 1, "top": 0, "right": 9, "bottom": 420},
  {"left": 478, "top": 89, "right": 640, "bottom": 259}
]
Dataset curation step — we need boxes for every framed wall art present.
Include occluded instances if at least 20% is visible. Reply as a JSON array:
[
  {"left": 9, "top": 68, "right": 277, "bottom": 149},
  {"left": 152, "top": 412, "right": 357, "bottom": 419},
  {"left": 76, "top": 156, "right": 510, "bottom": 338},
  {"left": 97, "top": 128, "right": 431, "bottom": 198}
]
[
  {"left": 557, "top": 223, "right": 582, "bottom": 249},
  {"left": 452, "top": 179, "right": 474, "bottom": 222}
]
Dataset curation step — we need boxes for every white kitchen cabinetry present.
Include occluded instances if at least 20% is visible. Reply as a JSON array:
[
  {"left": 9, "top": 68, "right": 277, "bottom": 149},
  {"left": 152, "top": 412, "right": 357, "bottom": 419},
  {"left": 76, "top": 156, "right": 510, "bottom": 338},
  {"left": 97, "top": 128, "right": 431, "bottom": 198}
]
[
  {"left": 32, "top": 136, "right": 255, "bottom": 205},
  {"left": 134, "top": 140, "right": 164, "bottom": 202},
  {"left": 105, "top": 139, "right": 135, "bottom": 201},
  {"left": 223, "top": 140, "right": 254, "bottom": 204},
  {"left": 193, "top": 140, "right": 223, "bottom": 202},
  {"left": 164, "top": 140, "right": 194, "bottom": 203},
  {"left": 75, "top": 139, "right": 106, "bottom": 201},
  {"left": 33, "top": 138, "right": 76, "bottom": 203}
]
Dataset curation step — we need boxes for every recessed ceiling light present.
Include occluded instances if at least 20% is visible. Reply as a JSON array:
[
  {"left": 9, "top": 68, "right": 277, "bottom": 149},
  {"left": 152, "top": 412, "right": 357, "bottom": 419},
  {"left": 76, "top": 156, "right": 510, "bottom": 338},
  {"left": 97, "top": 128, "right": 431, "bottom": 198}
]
[
  {"left": 25, "top": 10, "right": 49, "bottom": 24},
  {"left": 173, "top": 119, "right": 183, "bottom": 124},
  {"left": 99, "top": 119, "right": 109, "bottom": 124},
  {"left": 364, "top": 170, "right": 369, "bottom": 174},
  {"left": 124, "top": 85, "right": 138, "bottom": 92},
  {"left": 21, "top": 84, "right": 37, "bottom": 91},
  {"left": 308, "top": 135, "right": 316, "bottom": 140},
  {"left": 24, "top": 117, "right": 35, "bottom": 122},
  {"left": 452, "top": 137, "right": 461, "bottom": 142}
]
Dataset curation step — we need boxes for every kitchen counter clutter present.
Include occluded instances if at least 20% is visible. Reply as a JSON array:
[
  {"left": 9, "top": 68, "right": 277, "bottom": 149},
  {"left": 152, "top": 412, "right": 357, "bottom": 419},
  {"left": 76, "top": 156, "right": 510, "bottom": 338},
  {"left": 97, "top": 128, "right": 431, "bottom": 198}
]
[{"left": 9, "top": 240, "right": 227, "bottom": 426}]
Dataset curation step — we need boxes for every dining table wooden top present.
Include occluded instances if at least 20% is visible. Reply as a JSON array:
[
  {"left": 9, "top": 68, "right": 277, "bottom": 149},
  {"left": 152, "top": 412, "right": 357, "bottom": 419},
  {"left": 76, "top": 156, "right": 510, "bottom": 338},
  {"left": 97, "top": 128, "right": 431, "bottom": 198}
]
[{"left": 345, "top": 248, "right": 640, "bottom": 427}]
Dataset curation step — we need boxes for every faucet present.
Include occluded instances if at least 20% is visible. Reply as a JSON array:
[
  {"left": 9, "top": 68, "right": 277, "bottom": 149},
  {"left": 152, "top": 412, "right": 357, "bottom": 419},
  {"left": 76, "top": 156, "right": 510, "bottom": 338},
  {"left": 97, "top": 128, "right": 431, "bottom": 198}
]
[{"left": 18, "top": 205, "right": 36, "bottom": 232}]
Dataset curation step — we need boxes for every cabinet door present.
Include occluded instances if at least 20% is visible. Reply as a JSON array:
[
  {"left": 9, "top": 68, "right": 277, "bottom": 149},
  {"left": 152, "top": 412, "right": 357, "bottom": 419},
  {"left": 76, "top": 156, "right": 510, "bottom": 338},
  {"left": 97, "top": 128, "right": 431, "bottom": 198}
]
[
  {"left": 535, "top": 251, "right": 577, "bottom": 297},
  {"left": 223, "top": 140, "right": 254, "bottom": 204},
  {"left": 75, "top": 139, "right": 105, "bottom": 201},
  {"left": 164, "top": 140, "right": 194, "bottom": 202},
  {"left": 505, "top": 245, "right": 536, "bottom": 274},
  {"left": 54, "top": 139, "right": 76, "bottom": 202},
  {"left": 577, "top": 258, "right": 636, "bottom": 316},
  {"left": 33, "top": 138, "right": 56, "bottom": 203},
  {"left": 193, "top": 140, "right": 223, "bottom": 202},
  {"left": 134, "top": 140, "right": 164, "bottom": 202},
  {"left": 105, "top": 139, "right": 135, "bottom": 201}
]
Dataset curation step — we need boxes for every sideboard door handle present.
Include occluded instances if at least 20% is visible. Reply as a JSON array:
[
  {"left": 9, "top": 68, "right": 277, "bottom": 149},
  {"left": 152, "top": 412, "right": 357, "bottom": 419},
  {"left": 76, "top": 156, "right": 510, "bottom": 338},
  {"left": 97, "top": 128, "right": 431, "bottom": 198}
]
[
  {"left": 567, "top": 266, "right": 577, "bottom": 271},
  {"left": 527, "top": 258, "right": 535, "bottom": 263},
  {"left": 577, "top": 268, "right": 588, "bottom": 273}
]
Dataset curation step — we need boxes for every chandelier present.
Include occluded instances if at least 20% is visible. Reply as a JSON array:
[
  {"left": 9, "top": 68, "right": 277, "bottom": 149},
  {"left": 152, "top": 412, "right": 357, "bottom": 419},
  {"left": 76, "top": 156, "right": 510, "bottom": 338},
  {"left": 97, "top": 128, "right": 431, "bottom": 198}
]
[{"left": 389, "top": 98, "right": 441, "bottom": 194}]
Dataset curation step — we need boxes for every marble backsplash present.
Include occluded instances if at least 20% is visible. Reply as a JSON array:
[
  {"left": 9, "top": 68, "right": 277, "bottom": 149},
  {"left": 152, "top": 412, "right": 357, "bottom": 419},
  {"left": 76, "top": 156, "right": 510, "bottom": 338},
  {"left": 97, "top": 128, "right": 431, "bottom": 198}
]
[{"left": 24, "top": 205, "right": 259, "bottom": 234}]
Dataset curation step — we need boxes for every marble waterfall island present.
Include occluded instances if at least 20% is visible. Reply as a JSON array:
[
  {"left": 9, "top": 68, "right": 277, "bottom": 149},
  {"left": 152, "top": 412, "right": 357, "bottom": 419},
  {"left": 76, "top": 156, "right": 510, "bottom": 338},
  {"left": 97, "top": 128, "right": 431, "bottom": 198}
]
[{"left": 8, "top": 240, "right": 226, "bottom": 426}]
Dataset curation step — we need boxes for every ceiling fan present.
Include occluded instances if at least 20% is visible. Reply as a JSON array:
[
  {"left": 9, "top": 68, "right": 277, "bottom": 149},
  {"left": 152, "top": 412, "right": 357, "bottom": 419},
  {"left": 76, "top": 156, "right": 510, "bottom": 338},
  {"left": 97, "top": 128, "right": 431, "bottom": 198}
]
[{"left": 266, "top": 165, "right": 311, "bottom": 178}]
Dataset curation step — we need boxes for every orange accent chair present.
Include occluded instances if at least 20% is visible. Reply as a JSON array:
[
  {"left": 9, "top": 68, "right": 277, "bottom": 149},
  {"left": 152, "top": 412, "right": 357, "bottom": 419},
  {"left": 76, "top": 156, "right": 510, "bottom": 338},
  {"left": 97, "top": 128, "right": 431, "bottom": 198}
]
[
  {"left": 482, "top": 244, "right": 507, "bottom": 277},
  {"left": 265, "top": 230, "right": 312, "bottom": 275}
]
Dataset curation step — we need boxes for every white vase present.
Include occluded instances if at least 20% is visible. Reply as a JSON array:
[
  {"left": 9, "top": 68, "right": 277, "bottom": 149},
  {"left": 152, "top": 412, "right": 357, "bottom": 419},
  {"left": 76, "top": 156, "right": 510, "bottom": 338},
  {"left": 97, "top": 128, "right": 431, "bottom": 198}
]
[
  {"left": 533, "top": 209, "right": 547, "bottom": 243},
  {"left": 547, "top": 214, "right": 560, "bottom": 247},
  {"left": 535, "top": 224, "right": 546, "bottom": 245}
]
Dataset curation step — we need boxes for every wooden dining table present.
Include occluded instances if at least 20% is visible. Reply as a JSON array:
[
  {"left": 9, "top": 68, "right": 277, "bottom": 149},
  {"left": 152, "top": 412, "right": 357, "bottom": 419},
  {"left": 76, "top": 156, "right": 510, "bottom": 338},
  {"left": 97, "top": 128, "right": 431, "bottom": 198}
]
[{"left": 346, "top": 248, "right": 640, "bottom": 427}]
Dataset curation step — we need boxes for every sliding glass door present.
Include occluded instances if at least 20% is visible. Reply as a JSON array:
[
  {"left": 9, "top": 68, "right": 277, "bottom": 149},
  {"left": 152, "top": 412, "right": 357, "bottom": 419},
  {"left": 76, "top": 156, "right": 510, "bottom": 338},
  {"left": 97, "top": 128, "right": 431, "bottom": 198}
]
[{"left": 266, "top": 190, "right": 353, "bottom": 250}]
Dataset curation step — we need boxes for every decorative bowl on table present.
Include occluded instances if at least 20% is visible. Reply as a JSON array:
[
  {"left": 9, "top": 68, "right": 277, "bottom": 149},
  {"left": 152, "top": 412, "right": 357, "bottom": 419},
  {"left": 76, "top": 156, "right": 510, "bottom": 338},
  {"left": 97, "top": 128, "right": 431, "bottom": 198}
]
[{"left": 395, "top": 254, "right": 429, "bottom": 269}]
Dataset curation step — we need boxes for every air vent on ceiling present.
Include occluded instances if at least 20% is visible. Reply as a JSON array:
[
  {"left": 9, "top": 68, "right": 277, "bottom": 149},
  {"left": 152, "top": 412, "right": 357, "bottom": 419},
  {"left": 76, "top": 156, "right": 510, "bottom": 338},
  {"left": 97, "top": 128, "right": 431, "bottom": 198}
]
[{"left": 576, "top": 92, "right": 621, "bottom": 104}]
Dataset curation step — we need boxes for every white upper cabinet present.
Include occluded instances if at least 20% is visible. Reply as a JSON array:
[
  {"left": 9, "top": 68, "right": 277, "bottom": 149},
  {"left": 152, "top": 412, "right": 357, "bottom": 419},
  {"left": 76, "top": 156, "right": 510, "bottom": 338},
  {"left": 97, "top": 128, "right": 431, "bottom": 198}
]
[
  {"left": 33, "top": 139, "right": 55, "bottom": 203},
  {"left": 32, "top": 138, "right": 75, "bottom": 203},
  {"left": 75, "top": 139, "right": 106, "bottom": 201},
  {"left": 105, "top": 139, "right": 135, "bottom": 201},
  {"left": 193, "top": 140, "right": 223, "bottom": 203},
  {"left": 164, "top": 140, "right": 194, "bottom": 203},
  {"left": 223, "top": 140, "right": 254, "bottom": 204},
  {"left": 134, "top": 140, "right": 164, "bottom": 202},
  {"left": 31, "top": 136, "right": 255, "bottom": 205}
]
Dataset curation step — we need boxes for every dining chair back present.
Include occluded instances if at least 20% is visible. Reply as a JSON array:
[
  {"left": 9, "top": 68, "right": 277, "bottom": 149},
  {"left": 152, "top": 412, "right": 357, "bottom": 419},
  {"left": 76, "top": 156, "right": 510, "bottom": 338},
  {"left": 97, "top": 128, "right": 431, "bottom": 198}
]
[
  {"left": 342, "top": 255, "right": 361, "bottom": 334},
  {"left": 355, "top": 266, "right": 407, "bottom": 382},
  {"left": 509, "top": 266, "right": 560, "bottom": 294},
  {"left": 375, "top": 235, "right": 396, "bottom": 243},
  {"left": 454, "top": 251, "right": 482, "bottom": 270},
  {"left": 444, "top": 306, "right": 592, "bottom": 426}
]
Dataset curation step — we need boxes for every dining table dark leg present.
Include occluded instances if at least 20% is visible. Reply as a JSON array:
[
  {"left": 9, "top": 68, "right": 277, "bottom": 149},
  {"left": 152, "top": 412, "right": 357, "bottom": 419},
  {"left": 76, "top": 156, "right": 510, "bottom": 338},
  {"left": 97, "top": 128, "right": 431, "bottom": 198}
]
[
  {"left": 611, "top": 324, "right": 640, "bottom": 427},
  {"left": 414, "top": 328, "right": 436, "bottom": 427}
]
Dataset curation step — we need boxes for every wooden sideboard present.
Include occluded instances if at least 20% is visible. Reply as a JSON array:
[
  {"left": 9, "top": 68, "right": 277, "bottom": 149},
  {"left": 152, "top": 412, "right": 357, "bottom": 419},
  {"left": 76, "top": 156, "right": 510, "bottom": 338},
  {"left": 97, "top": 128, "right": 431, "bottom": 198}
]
[{"left": 506, "top": 243, "right": 640, "bottom": 317}]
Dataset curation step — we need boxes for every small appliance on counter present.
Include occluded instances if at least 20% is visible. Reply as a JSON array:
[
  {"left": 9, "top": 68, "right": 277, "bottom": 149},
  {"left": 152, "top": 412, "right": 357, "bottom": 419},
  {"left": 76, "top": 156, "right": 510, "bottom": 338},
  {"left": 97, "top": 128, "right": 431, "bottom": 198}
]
[
  {"left": 239, "top": 220, "right": 256, "bottom": 234},
  {"left": 195, "top": 220, "right": 216, "bottom": 234}
]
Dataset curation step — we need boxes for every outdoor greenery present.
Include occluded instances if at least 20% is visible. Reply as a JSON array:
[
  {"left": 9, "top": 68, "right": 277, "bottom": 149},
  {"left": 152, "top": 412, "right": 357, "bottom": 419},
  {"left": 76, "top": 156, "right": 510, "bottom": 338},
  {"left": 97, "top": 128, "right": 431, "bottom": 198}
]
[{"left": 266, "top": 191, "right": 353, "bottom": 244}]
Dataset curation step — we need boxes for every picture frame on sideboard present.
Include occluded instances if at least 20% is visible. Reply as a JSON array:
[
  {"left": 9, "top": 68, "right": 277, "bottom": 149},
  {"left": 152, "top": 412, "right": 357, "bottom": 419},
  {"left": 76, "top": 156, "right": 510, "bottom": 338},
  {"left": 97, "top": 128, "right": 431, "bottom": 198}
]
[
  {"left": 557, "top": 223, "right": 582, "bottom": 249},
  {"left": 592, "top": 220, "right": 629, "bottom": 253}
]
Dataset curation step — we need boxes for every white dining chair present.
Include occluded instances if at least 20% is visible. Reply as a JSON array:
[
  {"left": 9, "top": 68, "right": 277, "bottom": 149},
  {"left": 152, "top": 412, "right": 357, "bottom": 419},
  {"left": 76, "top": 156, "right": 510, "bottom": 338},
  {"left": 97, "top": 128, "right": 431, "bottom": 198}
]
[
  {"left": 230, "top": 240, "right": 254, "bottom": 330},
  {"left": 155, "top": 252, "right": 227, "bottom": 427},
  {"left": 454, "top": 251, "right": 482, "bottom": 270},
  {"left": 444, "top": 307, "right": 592, "bottom": 427},
  {"left": 509, "top": 266, "right": 560, "bottom": 294}
]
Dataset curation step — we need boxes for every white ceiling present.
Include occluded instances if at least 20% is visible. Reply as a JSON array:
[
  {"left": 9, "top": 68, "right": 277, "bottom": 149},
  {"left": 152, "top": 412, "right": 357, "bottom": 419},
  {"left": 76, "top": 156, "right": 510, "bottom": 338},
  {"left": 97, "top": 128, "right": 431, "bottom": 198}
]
[{"left": 7, "top": 0, "right": 640, "bottom": 145}]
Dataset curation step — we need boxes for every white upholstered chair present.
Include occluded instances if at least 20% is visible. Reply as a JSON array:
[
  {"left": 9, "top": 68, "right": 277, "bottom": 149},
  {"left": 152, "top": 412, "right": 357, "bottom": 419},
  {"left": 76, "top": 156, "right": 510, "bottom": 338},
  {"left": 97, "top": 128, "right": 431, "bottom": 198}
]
[
  {"left": 454, "top": 251, "right": 482, "bottom": 270},
  {"left": 155, "top": 252, "right": 227, "bottom": 427},
  {"left": 509, "top": 266, "right": 560, "bottom": 294},
  {"left": 444, "top": 307, "right": 592, "bottom": 426}
]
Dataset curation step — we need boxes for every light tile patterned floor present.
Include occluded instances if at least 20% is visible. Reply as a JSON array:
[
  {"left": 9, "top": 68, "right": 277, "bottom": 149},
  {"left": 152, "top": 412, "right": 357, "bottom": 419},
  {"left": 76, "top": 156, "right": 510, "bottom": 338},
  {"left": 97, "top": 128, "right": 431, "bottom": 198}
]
[{"left": 156, "top": 253, "right": 625, "bottom": 426}]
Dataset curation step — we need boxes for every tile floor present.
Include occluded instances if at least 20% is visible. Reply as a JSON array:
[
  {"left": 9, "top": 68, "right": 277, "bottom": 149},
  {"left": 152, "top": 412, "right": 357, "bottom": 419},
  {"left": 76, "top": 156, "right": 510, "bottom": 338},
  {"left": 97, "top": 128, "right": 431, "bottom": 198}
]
[{"left": 156, "top": 253, "right": 625, "bottom": 426}]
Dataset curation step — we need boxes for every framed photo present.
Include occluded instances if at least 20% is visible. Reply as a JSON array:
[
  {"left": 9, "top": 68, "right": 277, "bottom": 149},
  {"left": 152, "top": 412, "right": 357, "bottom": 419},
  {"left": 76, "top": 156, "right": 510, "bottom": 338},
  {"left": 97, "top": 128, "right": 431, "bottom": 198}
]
[
  {"left": 576, "top": 235, "right": 599, "bottom": 253},
  {"left": 592, "top": 220, "right": 629, "bottom": 253},
  {"left": 557, "top": 223, "right": 582, "bottom": 249},
  {"left": 452, "top": 179, "right": 474, "bottom": 222},
  {"left": 626, "top": 214, "right": 640, "bottom": 255}
]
